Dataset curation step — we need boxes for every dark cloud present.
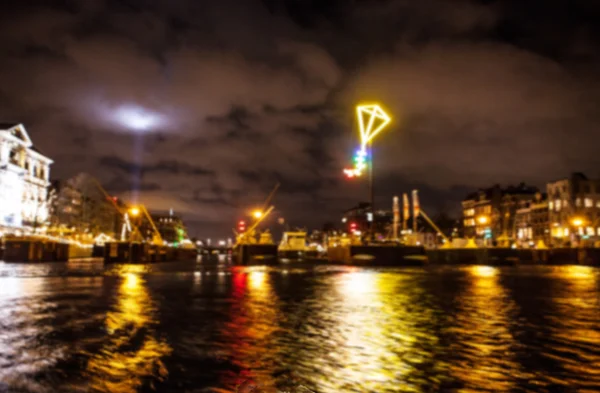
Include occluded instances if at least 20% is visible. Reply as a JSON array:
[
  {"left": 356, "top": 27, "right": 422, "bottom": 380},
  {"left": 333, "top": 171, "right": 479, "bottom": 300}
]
[{"left": 1, "top": 0, "right": 600, "bottom": 237}]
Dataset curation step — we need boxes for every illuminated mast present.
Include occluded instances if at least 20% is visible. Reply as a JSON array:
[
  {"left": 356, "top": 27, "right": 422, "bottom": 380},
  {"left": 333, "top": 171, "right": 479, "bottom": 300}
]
[
  {"left": 343, "top": 104, "right": 392, "bottom": 240},
  {"left": 393, "top": 196, "right": 399, "bottom": 240}
]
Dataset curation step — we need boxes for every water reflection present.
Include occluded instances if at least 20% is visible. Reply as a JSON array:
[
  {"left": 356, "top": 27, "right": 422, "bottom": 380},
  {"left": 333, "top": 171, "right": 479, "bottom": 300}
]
[
  {"left": 85, "top": 265, "right": 172, "bottom": 393},
  {"left": 450, "top": 266, "right": 521, "bottom": 391},
  {"left": 0, "top": 263, "right": 598, "bottom": 392},
  {"left": 0, "top": 277, "right": 58, "bottom": 391},
  {"left": 546, "top": 266, "right": 600, "bottom": 389},
  {"left": 220, "top": 267, "right": 283, "bottom": 391},
  {"left": 295, "top": 269, "right": 441, "bottom": 392}
]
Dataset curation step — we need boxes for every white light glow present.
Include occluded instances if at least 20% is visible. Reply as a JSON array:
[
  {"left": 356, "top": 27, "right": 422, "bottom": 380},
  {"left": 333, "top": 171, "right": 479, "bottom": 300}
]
[{"left": 114, "top": 105, "right": 164, "bottom": 131}]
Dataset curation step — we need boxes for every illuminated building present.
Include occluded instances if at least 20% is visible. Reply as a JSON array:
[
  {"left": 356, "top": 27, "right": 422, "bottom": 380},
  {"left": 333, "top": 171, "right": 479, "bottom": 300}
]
[
  {"left": 48, "top": 179, "right": 83, "bottom": 230},
  {"left": 462, "top": 183, "right": 538, "bottom": 244},
  {"left": 342, "top": 202, "right": 393, "bottom": 236},
  {"left": 151, "top": 212, "right": 188, "bottom": 245},
  {"left": 547, "top": 172, "right": 600, "bottom": 246},
  {"left": 514, "top": 193, "right": 550, "bottom": 247},
  {"left": 0, "top": 123, "right": 52, "bottom": 232},
  {"left": 48, "top": 173, "right": 122, "bottom": 239}
]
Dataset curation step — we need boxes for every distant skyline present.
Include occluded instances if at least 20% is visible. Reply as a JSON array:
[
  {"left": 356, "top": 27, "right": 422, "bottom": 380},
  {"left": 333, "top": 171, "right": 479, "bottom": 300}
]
[{"left": 1, "top": 0, "right": 600, "bottom": 237}]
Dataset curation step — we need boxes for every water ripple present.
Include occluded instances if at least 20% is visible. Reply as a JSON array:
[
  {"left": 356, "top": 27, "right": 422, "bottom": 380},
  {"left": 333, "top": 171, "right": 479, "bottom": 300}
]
[{"left": 0, "top": 262, "right": 598, "bottom": 392}]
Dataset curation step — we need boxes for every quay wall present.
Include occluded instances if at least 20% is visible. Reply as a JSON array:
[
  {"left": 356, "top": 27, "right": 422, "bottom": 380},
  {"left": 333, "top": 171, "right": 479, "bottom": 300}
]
[
  {"left": 328, "top": 245, "right": 427, "bottom": 266},
  {"left": 427, "top": 248, "right": 600, "bottom": 266}
]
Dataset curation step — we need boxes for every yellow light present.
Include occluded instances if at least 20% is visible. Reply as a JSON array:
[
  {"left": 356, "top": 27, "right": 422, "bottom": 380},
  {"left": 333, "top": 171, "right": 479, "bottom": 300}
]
[
  {"left": 344, "top": 103, "right": 392, "bottom": 178},
  {"left": 571, "top": 217, "right": 584, "bottom": 227},
  {"left": 472, "top": 265, "right": 497, "bottom": 278},
  {"left": 356, "top": 104, "right": 392, "bottom": 148},
  {"left": 129, "top": 207, "right": 140, "bottom": 217},
  {"left": 252, "top": 210, "right": 263, "bottom": 219},
  {"left": 477, "top": 215, "right": 489, "bottom": 225}
]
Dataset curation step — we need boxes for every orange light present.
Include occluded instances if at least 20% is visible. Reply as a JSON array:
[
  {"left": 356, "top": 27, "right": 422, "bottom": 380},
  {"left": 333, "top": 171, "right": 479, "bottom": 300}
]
[{"left": 571, "top": 217, "right": 584, "bottom": 227}]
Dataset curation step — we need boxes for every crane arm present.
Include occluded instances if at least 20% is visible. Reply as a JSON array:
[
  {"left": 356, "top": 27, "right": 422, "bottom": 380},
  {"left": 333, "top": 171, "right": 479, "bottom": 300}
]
[
  {"left": 87, "top": 174, "right": 145, "bottom": 242},
  {"left": 261, "top": 183, "right": 280, "bottom": 213},
  {"left": 419, "top": 210, "right": 451, "bottom": 244}
]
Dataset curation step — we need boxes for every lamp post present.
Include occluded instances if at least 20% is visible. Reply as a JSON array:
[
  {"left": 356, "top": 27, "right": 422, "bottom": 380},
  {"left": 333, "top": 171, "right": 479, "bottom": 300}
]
[
  {"left": 343, "top": 104, "right": 392, "bottom": 242},
  {"left": 477, "top": 215, "right": 490, "bottom": 246},
  {"left": 571, "top": 216, "right": 585, "bottom": 247}
]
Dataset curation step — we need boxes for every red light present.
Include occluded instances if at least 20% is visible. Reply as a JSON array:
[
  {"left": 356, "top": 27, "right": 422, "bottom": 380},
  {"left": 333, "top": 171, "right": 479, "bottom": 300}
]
[{"left": 350, "top": 222, "right": 357, "bottom": 229}]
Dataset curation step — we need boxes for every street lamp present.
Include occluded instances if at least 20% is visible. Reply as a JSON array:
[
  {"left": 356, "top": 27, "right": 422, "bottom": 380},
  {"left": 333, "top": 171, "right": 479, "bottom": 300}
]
[
  {"left": 571, "top": 217, "right": 584, "bottom": 228},
  {"left": 477, "top": 215, "right": 491, "bottom": 246},
  {"left": 252, "top": 210, "right": 263, "bottom": 219},
  {"left": 129, "top": 207, "right": 140, "bottom": 217},
  {"left": 343, "top": 103, "right": 392, "bottom": 241}
]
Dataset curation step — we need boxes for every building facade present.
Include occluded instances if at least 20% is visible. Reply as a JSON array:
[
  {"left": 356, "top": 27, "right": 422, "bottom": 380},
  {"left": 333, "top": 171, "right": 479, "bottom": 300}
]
[
  {"left": 0, "top": 123, "right": 52, "bottom": 232},
  {"left": 152, "top": 213, "right": 187, "bottom": 245},
  {"left": 49, "top": 179, "right": 83, "bottom": 231},
  {"left": 341, "top": 202, "right": 392, "bottom": 237},
  {"left": 48, "top": 173, "right": 122, "bottom": 239},
  {"left": 462, "top": 184, "right": 539, "bottom": 245},
  {"left": 547, "top": 172, "right": 600, "bottom": 246},
  {"left": 514, "top": 193, "right": 550, "bottom": 247}
]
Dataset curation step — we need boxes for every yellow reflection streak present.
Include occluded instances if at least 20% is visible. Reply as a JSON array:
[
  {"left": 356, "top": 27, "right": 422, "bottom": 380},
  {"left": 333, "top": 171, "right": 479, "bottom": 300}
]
[
  {"left": 307, "top": 271, "right": 427, "bottom": 392},
  {"left": 86, "top": 269, "right": 171, "bottom": 393},
  {"left": 450, "top": 266, "right": 521, "bottom": 391},
  {"left": 549, "top": 266, "right": 600, "bottom": 388}
]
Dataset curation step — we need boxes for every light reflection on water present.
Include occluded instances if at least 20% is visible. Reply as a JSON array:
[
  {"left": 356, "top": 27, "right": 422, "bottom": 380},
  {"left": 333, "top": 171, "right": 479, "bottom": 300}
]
[
  {"left": 0, "top": 261, "right": 598, "bottom": 392},
  {"left": 84, "top": 265, "right": 172, "bottom": 393},
  {"left": 449, "top": 266, "right": 521, "bottom": 392}
]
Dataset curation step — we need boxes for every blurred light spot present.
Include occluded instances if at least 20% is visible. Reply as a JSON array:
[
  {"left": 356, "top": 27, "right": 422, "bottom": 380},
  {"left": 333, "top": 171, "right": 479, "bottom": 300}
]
[{"left": 115, "top": 105, "right": 164, "bottom": 131}]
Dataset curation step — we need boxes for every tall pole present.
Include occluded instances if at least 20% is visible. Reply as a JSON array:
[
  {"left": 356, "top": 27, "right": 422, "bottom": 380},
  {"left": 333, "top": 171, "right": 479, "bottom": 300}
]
[
  {"left": 369, "top": 141, "right": 374, "bottom": 242},
  {"left": 393, "top": 196, "right": 399, "bottom": 241}
]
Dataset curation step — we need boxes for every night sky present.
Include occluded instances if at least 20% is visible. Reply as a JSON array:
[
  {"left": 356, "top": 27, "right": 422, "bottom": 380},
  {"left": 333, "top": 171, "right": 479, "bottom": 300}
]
[{"left": 2, "top": 0, "right": 600, "bottom": 238}]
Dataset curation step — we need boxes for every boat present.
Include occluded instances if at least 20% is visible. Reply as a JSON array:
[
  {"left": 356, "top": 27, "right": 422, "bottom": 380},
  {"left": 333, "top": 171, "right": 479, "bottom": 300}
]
[
  {"left": 278, "top": 231, "right": 308, "bottom": 260},
  {"left": 232, "top": 229, "right": 278, "bottom": 265}
]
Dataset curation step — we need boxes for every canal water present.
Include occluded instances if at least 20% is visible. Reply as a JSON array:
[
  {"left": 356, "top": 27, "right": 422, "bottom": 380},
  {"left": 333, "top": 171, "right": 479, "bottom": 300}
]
[{"left": 0, "top": 259, "right": 599, "bottom": 393}]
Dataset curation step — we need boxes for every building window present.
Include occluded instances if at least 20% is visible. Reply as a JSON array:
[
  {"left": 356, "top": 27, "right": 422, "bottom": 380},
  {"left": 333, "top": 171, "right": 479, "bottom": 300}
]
[
  {"left": 587, "top": 227, "right": 595, "bottom": 236},
  {"left": 555, "top": 199, "right": 561, "bottom": 211},
  {"left": 585, "top": 198, "right": 593, "bottom": 208},
  {"left": 563, "top": 200, "right": 569, "bottom": 208},
  {"left": 564, "top": 228, "right": 569, "bottom": 236},
  {"left": 576, "top": 198, "right": 582, "bottom": 207},
  {"left": 549, "top": 201, "right": 553, "bottom": 210}
]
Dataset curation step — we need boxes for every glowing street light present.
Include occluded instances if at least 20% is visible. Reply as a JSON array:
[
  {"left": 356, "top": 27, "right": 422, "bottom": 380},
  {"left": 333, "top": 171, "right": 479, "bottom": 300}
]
[
  {"left": 571, "top": 217, "right": 585, "bottom": 227},
  {"left": 129, "top": 207, "right": 141, "bottom": 217},
  {"left": 477, "top": 215, "right": 489, "bottom": 225},
  {"left": 252, "top": 210, "right": 263, "bottom": 219}
]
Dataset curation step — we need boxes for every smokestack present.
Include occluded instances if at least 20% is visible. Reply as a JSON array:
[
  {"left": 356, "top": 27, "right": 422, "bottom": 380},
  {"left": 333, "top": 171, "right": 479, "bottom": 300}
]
[
  {"left": 393, "top": 196, "right": 399, "bottom": 240},
  {"left": 412, "top": 190, "right": 420, "bottom": 233},
  {"left": 403, "top": 193, "right": 409, "bottom": 231}
]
